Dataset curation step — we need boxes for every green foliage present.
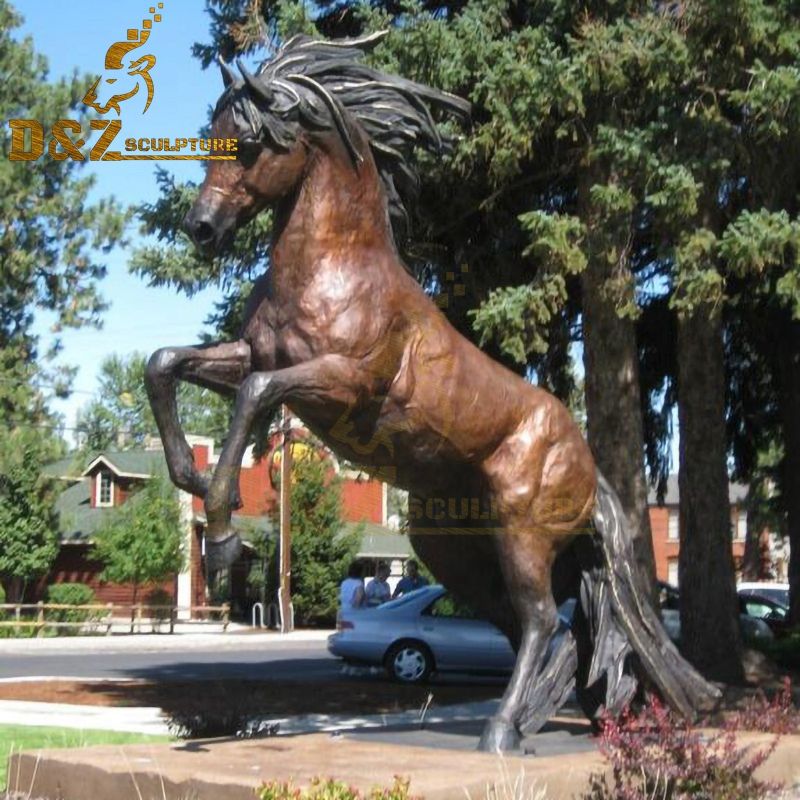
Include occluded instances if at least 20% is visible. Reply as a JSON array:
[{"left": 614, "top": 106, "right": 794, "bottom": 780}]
[
  {"left": 45, "top": 582, "right": 98, "bottom": 634},
  {"left": 258, "top": 776, "right": 413, "bottom": 800},
  {"left": 0, "top": 1, "right": 124, "bottom": 603},
  {"left": 93, "top": 472, "right": 184, "bottom": 602},
  {"left": 0, "top": 724, "right": 170, "bottom": 790},
  {"left": 0, "top": 0, "right": 125, "bottom": 384},
  {"left": 288, "top": 453, "right": 360, "bottom": 627},
  {"left": 45, "top": 582, "right": 95, "bottom": 606},
  {"left": 0, "top": 428, "right": 59, "bottom": 599},
  {"left": 76, "top": 352, "right": 232, "bottom": 452}
]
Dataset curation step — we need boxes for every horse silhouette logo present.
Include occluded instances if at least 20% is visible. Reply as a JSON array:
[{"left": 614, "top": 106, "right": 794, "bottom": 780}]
[{"left": 82, "top": 4, "right": 163, "bottom": 116}]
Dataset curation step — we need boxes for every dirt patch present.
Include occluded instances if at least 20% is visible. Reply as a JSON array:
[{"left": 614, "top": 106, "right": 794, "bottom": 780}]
[{"left": 0, "top": 678, "right": 503, "bottom": 717}]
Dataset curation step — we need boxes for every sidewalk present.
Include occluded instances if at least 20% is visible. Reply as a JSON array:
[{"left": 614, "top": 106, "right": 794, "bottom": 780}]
[
  {"left": 0, "top": 628, "right": 333, "bottom": 655},
  {"left": 0, "top": 696, "right": 500, "bottom": 738}
]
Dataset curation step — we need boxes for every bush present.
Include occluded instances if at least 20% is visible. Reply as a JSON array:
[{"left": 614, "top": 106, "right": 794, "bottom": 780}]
[
  {"left": 728, "top": 678, "right": 800, "bottom": 735},
  {"left": 583, "top": 696, "right": 781, "bottom": 800},
  {"left": 46, "top": 583, "right": 98, "bottom": 634},
  {"left": 145, "top": 588, "right": 174, "bottom": 631},
  {"left": 259, "top": 777, "right": 413, "bottom": 800}
]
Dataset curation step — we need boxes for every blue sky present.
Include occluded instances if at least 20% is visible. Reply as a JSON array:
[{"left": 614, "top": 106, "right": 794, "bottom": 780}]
[{"left": 18, "top": 1, "right": 232, "bottom": 440}]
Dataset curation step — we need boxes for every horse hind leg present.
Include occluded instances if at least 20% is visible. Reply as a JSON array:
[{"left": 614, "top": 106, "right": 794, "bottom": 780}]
[{"left": 479, "top": 522, "right": 564, "bottom": 753}]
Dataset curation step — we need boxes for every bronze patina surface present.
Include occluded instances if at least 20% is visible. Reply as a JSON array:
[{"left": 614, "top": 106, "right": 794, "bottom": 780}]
[{"left": 146, "top": 33, "right": 719, "bottom": 752}]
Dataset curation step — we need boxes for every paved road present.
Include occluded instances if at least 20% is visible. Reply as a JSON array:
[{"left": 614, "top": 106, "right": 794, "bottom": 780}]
[{"left": 0, "top": 640, "right": 342, "bottom": 681}]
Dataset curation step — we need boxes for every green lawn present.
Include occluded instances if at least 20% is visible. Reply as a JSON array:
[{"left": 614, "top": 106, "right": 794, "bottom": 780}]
[{"left": 0, "top": 724, "right": 170, "bottom": 791}]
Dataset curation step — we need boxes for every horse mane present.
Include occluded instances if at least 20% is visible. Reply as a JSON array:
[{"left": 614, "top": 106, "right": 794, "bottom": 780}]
[{"left": 215, "top": 31, "right": 471, "bottom": 240}]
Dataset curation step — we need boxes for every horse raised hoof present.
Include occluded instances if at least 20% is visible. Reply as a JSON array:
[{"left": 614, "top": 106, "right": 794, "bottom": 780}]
[
  {"left": 205, "top": 532, "right": 242, "bottom": 571},
  {"left": 478, "top": 717, "right": 521, "bottom": 753}
]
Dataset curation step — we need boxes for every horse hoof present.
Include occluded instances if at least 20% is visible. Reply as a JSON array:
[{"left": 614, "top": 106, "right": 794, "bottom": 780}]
[
  {"left": 205, "top": 533, "right": 242, "bottom": 571},
  {"left": 478, "top": 717, "right": 521, "bottom": 753}
]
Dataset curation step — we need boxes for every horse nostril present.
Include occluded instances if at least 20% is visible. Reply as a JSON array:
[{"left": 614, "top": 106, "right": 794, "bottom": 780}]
[{"left": 191, "top": 220, "right": 217, "bottom": 247}]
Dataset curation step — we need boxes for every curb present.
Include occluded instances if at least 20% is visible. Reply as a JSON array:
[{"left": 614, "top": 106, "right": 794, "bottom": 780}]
[{"left": 0, "top": 629, "right": 334, "bottom": 654}]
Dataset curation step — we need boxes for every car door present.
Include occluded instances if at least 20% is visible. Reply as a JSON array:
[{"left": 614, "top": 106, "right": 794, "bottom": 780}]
[{"left": 417, "top": 593, "right": 513, "bottom": 671}]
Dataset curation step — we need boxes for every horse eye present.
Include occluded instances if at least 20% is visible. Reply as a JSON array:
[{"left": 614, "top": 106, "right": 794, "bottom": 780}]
[{"left": 237, "top": 141, "right": 262, "bottom": 167}]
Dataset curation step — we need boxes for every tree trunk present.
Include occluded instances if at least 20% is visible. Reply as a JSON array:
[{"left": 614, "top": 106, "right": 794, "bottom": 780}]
[
  {"left": 740, "top": 503, "right": 764, "bottom": 582},
  {"left": 4, "top": 577, "right": 24, "bottom": 604},
  {"left": 579, "top": 175, "right": 657, "bottom": 598},
  {"left": 775, "top": 318, "right": 800, "bottom": 625},
  {"left": 677, "top": 307, "right": 743, "bottom": 683}
]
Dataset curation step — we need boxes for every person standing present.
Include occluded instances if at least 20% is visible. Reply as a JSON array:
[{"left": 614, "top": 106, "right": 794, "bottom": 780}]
[
  {"left": 340, "top": 561, "right": 366, "bottom": 610},
  {"left": 365, "top": 562, "right": 391, "bottom": 606},
  {"left": 392, "top": 559, "right": 429, "bottom": 598}
]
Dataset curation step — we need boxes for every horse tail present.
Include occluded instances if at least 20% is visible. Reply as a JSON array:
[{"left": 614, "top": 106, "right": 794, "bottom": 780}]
[{"left": 572, "top": 470, "right": 721, "bottom": 721}]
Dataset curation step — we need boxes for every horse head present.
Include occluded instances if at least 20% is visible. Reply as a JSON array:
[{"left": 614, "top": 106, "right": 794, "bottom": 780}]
[
  {"left": 184, "top": 32, "right": 470, "bottom": 255},
  {"left": 82, "top": 10, "right": 162, "bottom": 116}
]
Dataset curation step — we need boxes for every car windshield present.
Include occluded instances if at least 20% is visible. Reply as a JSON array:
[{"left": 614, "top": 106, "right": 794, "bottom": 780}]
[{"left": 752, "top": 588, "right": 789, "bottom": 607}]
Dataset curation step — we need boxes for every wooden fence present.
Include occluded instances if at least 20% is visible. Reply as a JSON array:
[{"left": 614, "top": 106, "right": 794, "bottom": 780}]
[{"left": 0, "top": 602, "right": 230, "bottom": 636}]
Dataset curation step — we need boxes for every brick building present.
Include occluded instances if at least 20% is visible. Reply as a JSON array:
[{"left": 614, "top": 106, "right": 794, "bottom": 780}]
[
  {"left": 648, "top": 475, "right": 767, "bottom": 585},
  {"left": 40, "top": 433, "right": 411, "bottom": 613}
]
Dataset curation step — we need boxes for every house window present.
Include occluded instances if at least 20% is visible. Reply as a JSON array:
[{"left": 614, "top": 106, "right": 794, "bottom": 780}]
[
  {"left": 667, "top": 510, "right": 679, "bottom": 541},
  {"left": 735, "top": 510, "right": 747, "bottom": 541},
  {"left": 96, "top": 471, "right": 113, "bottom": 507},
  {"left": 667, "top": 558, "right": 679, "bottom": 587}
]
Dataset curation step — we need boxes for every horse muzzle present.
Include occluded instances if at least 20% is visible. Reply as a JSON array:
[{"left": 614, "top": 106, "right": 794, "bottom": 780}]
[
  {"left": 205, "top": 532, "right": 242, "bottom": 572},
  {"left": 184, "top": 211, "right": 223, "bottom": 253}
]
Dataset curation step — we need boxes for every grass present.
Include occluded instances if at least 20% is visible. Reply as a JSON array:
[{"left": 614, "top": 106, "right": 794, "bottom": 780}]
[{"left": 0, "top": 724, "right": 170, "bottom": 791}]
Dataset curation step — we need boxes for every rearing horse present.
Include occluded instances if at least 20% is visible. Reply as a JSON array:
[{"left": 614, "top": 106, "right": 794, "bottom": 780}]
[{"left": 146, "top": 32, "right": 719, "bottom": 752}]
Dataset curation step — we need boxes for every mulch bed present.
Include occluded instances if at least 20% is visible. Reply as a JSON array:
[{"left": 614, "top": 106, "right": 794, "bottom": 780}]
[{"left": 0, "top": 679, "right": 504, "bottom": 717}]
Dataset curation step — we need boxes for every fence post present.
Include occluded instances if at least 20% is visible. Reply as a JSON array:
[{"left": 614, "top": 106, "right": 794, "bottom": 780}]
[
  {"left": 135, "top": 603, "right": 143, "bottom": 634},
  {"left": 14, "top": 604, "right": 21, "bottom": 625},
  {"left": 105, "top": 602, "right": 113, "bottom": 636},
  {"left": 36, "top": 601, "right": 45, "bottom": 638},
  {"left": 222, "top": 602, "right": 230, "bottom": 633},
  {"left": 169, "top": 606, "right": 176, "bottom": 635}
]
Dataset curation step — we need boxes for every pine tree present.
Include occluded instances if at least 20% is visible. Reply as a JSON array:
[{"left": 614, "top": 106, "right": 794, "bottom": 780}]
[{"left": 287, "top": 453, "right": 360, "bottom": 627}]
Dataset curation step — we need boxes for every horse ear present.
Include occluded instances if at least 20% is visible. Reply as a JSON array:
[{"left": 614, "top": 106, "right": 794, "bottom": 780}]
[
  {"left": 237, "top": 58, "right": 273, "bottom": 105},
  {"left": 217, "top": 54, "right": 237, "bottom": 89}
]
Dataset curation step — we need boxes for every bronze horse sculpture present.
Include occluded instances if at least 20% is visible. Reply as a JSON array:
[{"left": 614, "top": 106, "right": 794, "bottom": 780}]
[{"left": 146, "top": 32, "right": 719, "bottom": 751}]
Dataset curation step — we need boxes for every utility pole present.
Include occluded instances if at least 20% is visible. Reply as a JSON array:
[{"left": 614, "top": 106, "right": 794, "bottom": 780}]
[{"left": 278, "top": 405, "right": 294, "bottom": 633}]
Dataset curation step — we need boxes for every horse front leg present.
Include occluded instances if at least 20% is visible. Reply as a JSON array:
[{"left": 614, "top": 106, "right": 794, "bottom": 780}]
[
  {"left": 203, "top": 355, "right": 371, "bottom": 566},
  {"left": 145, "top": 340, "right": 252, "bottom": 500}
]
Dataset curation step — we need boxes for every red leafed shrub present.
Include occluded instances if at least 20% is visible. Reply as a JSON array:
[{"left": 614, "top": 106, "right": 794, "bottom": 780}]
[
  {"left": 727, "top": 678, "right": 800, "bottom": 736},
  {"left": 583, "top": 696, "right": 781, "bottom": 800}
]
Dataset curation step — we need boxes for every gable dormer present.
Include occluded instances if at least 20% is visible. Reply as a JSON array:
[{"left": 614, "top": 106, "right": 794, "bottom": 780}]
[
  {"left": 95, "top": 469, "right": 114, "bottom": 508},
  {"left": 82, "top": 454, "right": 151, "bottom": 509}
]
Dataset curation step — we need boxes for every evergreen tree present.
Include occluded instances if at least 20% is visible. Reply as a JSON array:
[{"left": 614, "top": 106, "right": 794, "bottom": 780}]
[
  {"left": 75, "top": 353, "right": 232, "bottom": 453},
  {"left": 0, "top": 428, "right": 60, "bottom": 602},
  {"left": 0, "top": 1, "right": 124, "bottom": 598},
  {"left": 287, "top": 453, "right": 360, "bottom": 627}
]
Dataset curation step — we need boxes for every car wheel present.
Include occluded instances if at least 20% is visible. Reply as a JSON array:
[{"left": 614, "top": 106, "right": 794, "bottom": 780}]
[{"left": 385, "top": 641, "right": 433, "bottom": 683}]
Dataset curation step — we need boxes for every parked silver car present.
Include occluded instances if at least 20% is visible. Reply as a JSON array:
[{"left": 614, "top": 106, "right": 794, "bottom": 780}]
[{"left": 328, "top": 585, "right": 572, "bottom": 683}]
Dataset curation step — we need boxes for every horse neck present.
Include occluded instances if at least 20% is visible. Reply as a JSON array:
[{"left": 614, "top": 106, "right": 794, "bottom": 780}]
[{"left": 270, "top": 136, "right": 398, "bottom": 294}]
